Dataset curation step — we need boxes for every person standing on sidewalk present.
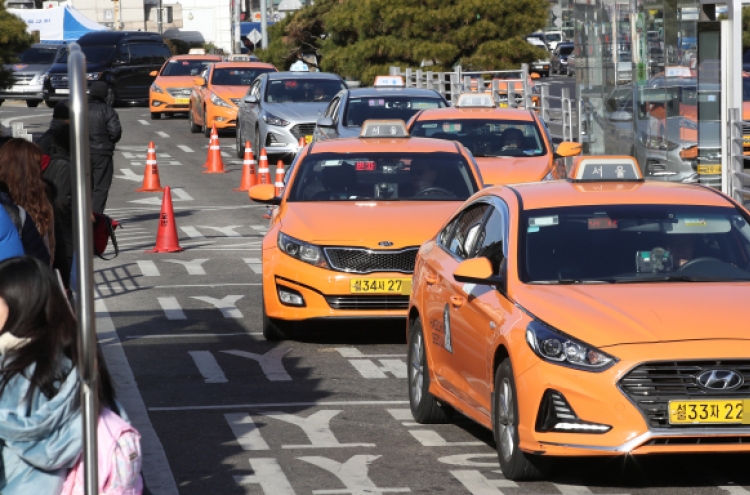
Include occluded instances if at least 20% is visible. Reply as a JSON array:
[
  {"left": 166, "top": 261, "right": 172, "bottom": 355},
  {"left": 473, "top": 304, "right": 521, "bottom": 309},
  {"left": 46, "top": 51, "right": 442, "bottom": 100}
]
[
  {"left": 88, "top": 81, "right": 122, "bottom": 214},
  {"left": 34, "top": 100, "right": 70, "bottom": 155}
]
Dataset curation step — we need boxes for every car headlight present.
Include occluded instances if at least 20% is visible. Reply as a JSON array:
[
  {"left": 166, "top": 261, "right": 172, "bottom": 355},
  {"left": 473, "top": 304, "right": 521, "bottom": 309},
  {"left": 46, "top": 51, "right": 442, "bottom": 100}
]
[
  {"left": 86, "top": 72, "right": 103, "bottom": 81},
  {"left": 210, "top": 92, "right": 233, "bottom": 108},
  {"left": 151, "top": 83, "right": 164, "bottom": 94},
  {"left": 264, "top": 113, "right": 290, "bottom": 126},
  {"left": 525, "top": 320, "right": 616, "bottom": 371},
  {"left": 277, "top": 232, "right": 329, "bottom": 268}
]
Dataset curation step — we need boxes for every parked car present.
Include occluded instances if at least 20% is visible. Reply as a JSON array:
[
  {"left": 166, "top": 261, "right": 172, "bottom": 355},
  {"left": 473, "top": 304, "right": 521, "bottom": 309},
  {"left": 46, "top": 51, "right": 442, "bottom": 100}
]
[
  {"left": 0, "top": 43, "right": 66, "bottom": 107},
  {"left": 551, "top": 42, "right": 575, "bottom": 75},
  {"left": 567, "top": 53, "right": 575, "bottom": 77},
  {"left": 44, "top": 31, "right": 171, "bottom": 107}
]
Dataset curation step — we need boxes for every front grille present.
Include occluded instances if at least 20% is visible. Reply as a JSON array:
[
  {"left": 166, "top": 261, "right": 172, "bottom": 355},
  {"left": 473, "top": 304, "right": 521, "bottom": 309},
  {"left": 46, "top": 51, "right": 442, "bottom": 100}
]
[
  {"left": 325, "top": 295, "right": 409, "bottom": 310},
  {"left": 324, "top": 247, "right": 419, "bottom": 274},
  {"left": 167, "top": 87, "right": 191, "bottom": 98},
  {"left": 645, "top": 436, "right": 750, "bottom": 446},
  {"left": 50, "top": 75, "right": 68, "bottom": 89},
  {"left": 290, "top": 123, "right": 316, "bottom": 139},
  {"left": 13, "top": 73, "right": 34, "bottom": 85},
  {"left": 619, "top": 360, "right": 750, "bottom": 428},
  {"left": 743, "top": 123, "right": 750, "bottom": 135}
]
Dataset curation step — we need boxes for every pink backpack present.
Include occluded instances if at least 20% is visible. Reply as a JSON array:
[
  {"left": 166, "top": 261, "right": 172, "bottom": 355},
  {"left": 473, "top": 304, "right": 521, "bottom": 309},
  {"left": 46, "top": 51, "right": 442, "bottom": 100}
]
[{"left": 61, "top": 407, "right": 143, "bottom": 495}]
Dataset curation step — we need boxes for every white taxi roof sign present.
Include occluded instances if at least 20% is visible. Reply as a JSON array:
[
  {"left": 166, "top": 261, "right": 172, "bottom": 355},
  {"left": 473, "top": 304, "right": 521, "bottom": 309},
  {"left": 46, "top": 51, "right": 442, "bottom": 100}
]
[
  {"left": 359, "top": 119, "right": 409, "bottom": 138},
  {"left": 188, "top": 48, "right": 206, "bottom": 55},
  {"left": 290, "top": 61, "right": 309, "bottom": 72},
  {"left": 455, "top": 93, "right": 495, "bottom": 108},
  {"left": 373, "top": 76, "right": 405, "bottom": 88},
  {"left": 569, "top": 156, "right": 643, "bottom": 182}
]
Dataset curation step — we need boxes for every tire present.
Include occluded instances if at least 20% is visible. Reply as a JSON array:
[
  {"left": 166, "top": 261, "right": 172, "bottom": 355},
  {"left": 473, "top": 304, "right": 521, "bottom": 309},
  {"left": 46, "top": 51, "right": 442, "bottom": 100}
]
[
  {"left": 189, "top": 109, "right": 201, "bottom": 133},
  {"left": 254, "top": 126, "right": 262, "bottom": 156},
  {"left": 408, "top": 318, "right": 454, "bottom": 424},
  {"left": 150, "top": 111, "right": 161, "bottom": 120},
  {"left": 44, "top": 99, "right": 55, "bottom": 108},
  {"left": 236, "top": 124, "right": 244, "bottom": 158},
  {"left": 26, "top": 100, "right": 40, "bottom": 108},
  {"left": 203, "top": 108, "right": 211, "bottom": 138},
  {"left": 262, "top": 301, "right": 291, "bottom": 341},
  {"left": 494, "top": 357, "right": 550, "bottom": 481}
]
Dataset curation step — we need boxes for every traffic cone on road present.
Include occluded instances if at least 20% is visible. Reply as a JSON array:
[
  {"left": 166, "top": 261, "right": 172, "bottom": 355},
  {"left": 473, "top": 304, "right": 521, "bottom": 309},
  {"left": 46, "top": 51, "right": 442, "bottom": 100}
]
[
  {"left": 203, "top": 124, "right": 226, "bottom": 173},
  {"left": 274, "top": 160, "right": 285, "bottom": 197},
  {"left": 257, "top": 148, "right": 270, "bottom": 185},
  {"left": 136, "top": 141, "right": 165, "bottom": 192},
  {"left": 298, "top": 137, "right": 306, "bottom": 147},
  {"left": 233, "top": 141, "right": 257, "bottom": 192},
  {"left": 145, "top": 186, "right": 183, "bottom": 253},
  {"left": 203, "top": 125, "right": 218, "bottom": 168}
]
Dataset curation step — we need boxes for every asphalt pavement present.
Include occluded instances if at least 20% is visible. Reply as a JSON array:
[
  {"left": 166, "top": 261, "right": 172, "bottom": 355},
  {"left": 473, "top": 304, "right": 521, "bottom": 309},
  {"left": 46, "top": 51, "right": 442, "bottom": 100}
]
[{"left": 2, "top": 90, "right": 750, "bottom": 495}]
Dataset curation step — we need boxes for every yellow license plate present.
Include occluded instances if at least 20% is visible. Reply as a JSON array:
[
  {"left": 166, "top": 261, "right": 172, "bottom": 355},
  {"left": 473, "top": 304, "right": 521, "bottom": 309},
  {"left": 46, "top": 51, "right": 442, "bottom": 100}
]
[
  {"left": 499, "top": 102, "right": 508, "bottom": 108},
  {"left": 174, "top": 98, "right": 190, "bottom": 104},
  {"left": 350, "top": 278, "right": 412, "bottom": 295},
  {"left": 669, "top": 399, "right": 750, "bottom": 425},
  {"left": 305, "top": 135, "right": 313, "bottom": 144},
  {"left": 697, "top": 164, "right": 721, "bottom": 175}
]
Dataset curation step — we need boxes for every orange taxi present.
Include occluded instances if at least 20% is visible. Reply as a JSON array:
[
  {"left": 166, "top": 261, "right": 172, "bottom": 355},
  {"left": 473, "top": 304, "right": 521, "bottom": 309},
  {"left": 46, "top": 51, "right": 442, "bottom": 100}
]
[
  {"left": 149, "top": 54, "right": 223, "bottom": 120},
  {"left": 408, "top": 155, "right": 750, "bottom": 480},
  {"left": 408, "top": 93, "right": 581, "bottom": 185},
  {"left": 248, "top": 120, "right": 484, "bottom": 341},
  {"left": 189, "top": 61, "right": 277, "bottom": 137}
]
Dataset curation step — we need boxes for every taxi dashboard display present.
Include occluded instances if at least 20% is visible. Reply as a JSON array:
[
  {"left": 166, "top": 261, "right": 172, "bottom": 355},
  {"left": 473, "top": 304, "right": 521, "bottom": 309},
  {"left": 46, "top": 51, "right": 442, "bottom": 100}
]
[
  {"left": 521, "top": 204, "right": 750, "bottom": 283},
  {"left": 345, "top": 97, "right": 446, "bottom": 127},
  {"left": 411, "top": 119, "right": 546, "bottom": 158},
  {"left": 287, "top": 152, "right": 478, "bottom": 202}
]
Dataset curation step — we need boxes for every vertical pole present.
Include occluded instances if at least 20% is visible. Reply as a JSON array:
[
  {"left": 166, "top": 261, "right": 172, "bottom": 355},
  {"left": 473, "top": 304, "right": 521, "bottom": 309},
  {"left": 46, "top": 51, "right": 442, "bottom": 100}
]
[
  {"left": 260, "top": 0, "right": 268, "bottom": 50},
  {"left": 233, "top": 0, "right": 242, "bottom": 54},
  {"left": 389, "top": 66, "right": 398, "bottom": 76},
  {"left": 578, "top": 97, "right": 584, "bottom": 144},
  {"left": 491, "top": 78, "right": 500, "bottom": 106},
  {"left": 521, "top": 63, "right": 531, "bottom": 109},
  {"left": 728, "top": 108, "right": 743, "bottom": 202},
  {"left": 540, "top": 84, "right": 549, "bottom": 123},
  {"left": 405, "top": 68, "right": 413, "bottom": 87},
  {"left": 68, "top": 43, "right": 99, "bottom": 495},
  {"left": 462, "top": 75, "right": 471, "bottom": 93},
  {"left": 561, "top": 87, "right": 570, "bottom": 141},
  {"left": 449, "top": 72, "right": 459, "bottom": 106},
  {"left": 157, "top": 0, "right": 163, "bottom": 34},
  {"left": 426, "top": 70, "right": 433, "bottom": 90},
  {"left": 416, "top": 69, "right": 423, "bottom": 88}
]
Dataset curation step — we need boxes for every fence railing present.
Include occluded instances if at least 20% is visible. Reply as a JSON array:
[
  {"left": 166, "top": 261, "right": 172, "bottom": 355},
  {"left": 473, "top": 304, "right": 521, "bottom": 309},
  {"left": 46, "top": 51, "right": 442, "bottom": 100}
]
[{"left": 727, "top": 108, "right": 750, "bottom": 206}]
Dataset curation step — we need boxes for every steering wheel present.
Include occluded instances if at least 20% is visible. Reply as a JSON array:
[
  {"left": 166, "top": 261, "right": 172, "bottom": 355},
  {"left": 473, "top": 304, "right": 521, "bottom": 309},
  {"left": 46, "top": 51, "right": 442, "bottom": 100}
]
[
  {"left": 415, "top": 187, "right": 457, "bottom": 198},
  {"left": 678, "top": 256, "right": 723, "bottom": 270}
]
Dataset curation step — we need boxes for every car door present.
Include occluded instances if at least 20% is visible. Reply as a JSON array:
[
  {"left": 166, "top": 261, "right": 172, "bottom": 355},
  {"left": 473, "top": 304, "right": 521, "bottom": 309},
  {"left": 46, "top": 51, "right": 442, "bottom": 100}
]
[
  {"left": 246, "top": 77, "right": 263, "bottom": 145},
  {"left": 192, "top": 65, "right": 211, "bottom": 125},
  {"left": 422, "top": 202, "right": 490, "bottom": 407}
]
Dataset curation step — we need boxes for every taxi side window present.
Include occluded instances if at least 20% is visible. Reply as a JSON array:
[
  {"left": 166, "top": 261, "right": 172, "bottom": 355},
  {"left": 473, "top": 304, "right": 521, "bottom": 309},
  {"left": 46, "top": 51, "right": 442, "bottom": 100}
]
[
  {"left": 446, "top": 204, "right": 490, "bottom": 259},
  {"left": 251, "top": 79, "right": 262, "bottom": 98},
  {"left": 475, "top": 205, "right": 508, "bottom": 274},
  {"left": 325, "top": 97, "right": 340, "bottom": 119}
]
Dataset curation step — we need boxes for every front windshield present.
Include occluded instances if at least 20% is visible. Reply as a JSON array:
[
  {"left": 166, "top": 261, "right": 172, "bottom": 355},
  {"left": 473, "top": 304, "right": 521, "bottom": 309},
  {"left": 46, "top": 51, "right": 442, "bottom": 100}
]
[
  {"left": 344, "top": 96, "right": 445, "bottom": 127},
  {"left": 211, "top": 67, "right": 275, "bottom": 85},
  {"left": 18, "top": 47, "right": 57, "bottom": 64},
  {"left": 55, "top": 45, "right": 116, "bottom": 65},
  {"left": 288, "top": 152, "right": 478, "bottom": 202},
  {"left": 411, "top": 119, "right": 547, "bottom": 158},
  {"left": 521, "top": 204, "right": 750, "bottom": 283},
  {"left": 265, "top": 78, "right": 346, "bottom": 103},
  {"left": 546, "top": 33, "right": 562, "bottom": 42},
  {"left": 162, "top": 59, "right": 215, "bottom": 76}
]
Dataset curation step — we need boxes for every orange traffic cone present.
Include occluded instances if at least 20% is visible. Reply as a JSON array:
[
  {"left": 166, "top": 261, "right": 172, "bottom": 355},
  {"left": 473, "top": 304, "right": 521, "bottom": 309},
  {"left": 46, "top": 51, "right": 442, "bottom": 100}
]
[
  {"left": 203, "top": 124, "right": 226, "bottom": 173},
  {"left": 146, "top": 186, "right": 183, "bottom": 253},
  {"left": 298, "top": 137, "right": 306, "bottom": 147},
  {"left": 274, "top": 160, "right": 285, "bottom": 197},
  {"left": 257, "top": 148, "right": 270, "bottom": 185},
  {"left": 233, "top": 141, "right": 257, "bottom": 192},
  {"left": 203, "top": 125, "right": 218, "bottom": 168},
  {"left": 136, "top": 142, "right": 165, "bottom": 192}
]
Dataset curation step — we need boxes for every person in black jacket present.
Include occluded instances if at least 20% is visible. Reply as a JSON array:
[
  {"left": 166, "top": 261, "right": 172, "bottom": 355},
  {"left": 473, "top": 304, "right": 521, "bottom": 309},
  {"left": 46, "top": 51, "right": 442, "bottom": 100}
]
[
  {"left": 42, "top": 124, "right": 73, "bottom": 275},
  {"left": 34, "top": 100, "right": 69, "bottom": 155},
  {"left": 88, "top": 81, "right": 122, "bottom": 214}
]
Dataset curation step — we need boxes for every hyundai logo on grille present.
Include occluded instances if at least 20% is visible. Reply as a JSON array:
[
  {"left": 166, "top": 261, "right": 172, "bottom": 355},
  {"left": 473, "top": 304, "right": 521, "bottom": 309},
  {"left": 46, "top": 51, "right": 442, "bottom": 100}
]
[
  {"left": 378, "top": 241, "right": 393, "bottom": 247},
  {"left": 696, "top": 370, "right": 743, "bottom": 391}
]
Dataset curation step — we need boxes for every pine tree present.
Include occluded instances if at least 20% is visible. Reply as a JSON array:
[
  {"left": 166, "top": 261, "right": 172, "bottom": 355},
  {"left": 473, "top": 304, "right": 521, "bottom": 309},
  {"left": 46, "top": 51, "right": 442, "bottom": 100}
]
[{"left": 0, "top": 0, "right": 33, "bottom": 90}]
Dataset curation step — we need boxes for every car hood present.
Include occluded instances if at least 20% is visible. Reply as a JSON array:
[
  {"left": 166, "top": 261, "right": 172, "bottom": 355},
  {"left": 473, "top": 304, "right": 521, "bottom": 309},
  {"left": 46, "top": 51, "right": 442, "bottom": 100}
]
[
  {"left": 156, "top": 75, "right": 198, "bottom": 88},
  {"left": 515, "top": 283, "right": 750, "bottom": 347},
  {"left": 211, "top": 85, "right": 249, "bottom": 99},
  {"left": 476, "top": 155, "right": 551, "bottom": 186},
  {"left": 264, "top": 102, "right": 328, "bottom": 122},
  {"left": 4, "top": 63, "right": 50, "bottom": 74},
  {"left": 278, "top": 201, "right": 459, "bottom": 248}
]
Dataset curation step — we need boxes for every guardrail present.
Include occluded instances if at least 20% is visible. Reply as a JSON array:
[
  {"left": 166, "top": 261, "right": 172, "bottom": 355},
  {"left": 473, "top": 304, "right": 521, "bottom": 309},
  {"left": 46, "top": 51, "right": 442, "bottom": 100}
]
[{"left": 727, "top": 108, "right": 750, "bottom": 205}]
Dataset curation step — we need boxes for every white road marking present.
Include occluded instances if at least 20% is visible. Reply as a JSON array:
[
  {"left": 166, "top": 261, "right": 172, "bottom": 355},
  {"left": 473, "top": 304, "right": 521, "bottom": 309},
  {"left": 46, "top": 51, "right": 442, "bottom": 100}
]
[
  {"left": 130, "top": 160, "right": 182, "bottom": 166},
  {"left": 96, "top": 283, "right": 261, "bottom": 290},
  {"left": 553, "top": 484, "right": 594, "bottom": 494},
  {"left": 222, "top": 348, "right": 292, "bottom": 381},
  {"left": 177, "top": 145, "right": 193, "bottom": 153},
  {"left": 158, "top": 297, "right": 187, "bottom": 320},
  {"left": 129, "top": 187, "right": 193, "bottom": 205},
  {"left": 189, "top": 351, "right": 228, "bottom": 383},
  {"left": 192, "top": 295, "right": 244, "bottom": 318},
  {"left": 200, "top": 225, "right": 243, "bottom": 237},
  {"left": 164, "top": 258, "right": 209, "bottom": 275},
  {"left": 122, "top": 152, "right": 173, "bottom": 159},
  {"left": 409, "top": 430, "right": 484, "bottom": 447},
  {"left": 301, "top": 455, "right": 411, "bottom": 494},
  {"left": 0, "top": 113, "right": 52, "bottom": 126},
  {"left": 225, "top": 413, "right": 270, "bottom": 450},
  {"left": 451, "top": 470, "right": 517, "bottom": 494},
  {"left": 138, "top": 119, "right": 150, "bottom": 125},
  {"left": 250, "top": 224, "right": 268, "bottom": 232},
  {"left": 156, "top": 131, "right": 170, "bottom": 138},
  {"left": 136, "top": 260, "right": 160, "bottom": 277},
  {"left": 262, "top": 410, "right": 375, "bottom": 449},
  {"left": 114, "top": 168, "right": 143, "bottom": 182},
  {"left": 336, "top": 348, "right": 403, "bottom": 359},
  {"left": 348, "top": 359, "right": 407, "bottom": 379},
  {"left": 127, "top": 332, "right": 261, "bottom": 339},
  {"left": 243, "top": 258, "right": 262, "bottom": 274},
  {"left": 234, "top": 458, "right": 295, "bottom": 494},
  {"left": 95, "top": 297, "right": 179, "bottom": 495},
  {"left": 150, "top": 400, "right": 410, "bottom": 412},
  {"left": 179, "top": 226, "right": 205, "bottom": 239},
  {"left": 437, "top": 454, "right": 498, "bottom": 467},
  {"left": 387, "top": 409, "right": 417, "bottom": 427},
  {"left": 221, "top": 151, "right": 231, "bottom": 157}
]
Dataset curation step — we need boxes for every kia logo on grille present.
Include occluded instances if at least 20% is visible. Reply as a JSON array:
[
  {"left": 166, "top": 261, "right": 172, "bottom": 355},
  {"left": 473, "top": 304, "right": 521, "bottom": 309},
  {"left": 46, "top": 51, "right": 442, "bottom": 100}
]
[
  {"left": 696, "top": 370, "right": 743, "bottom": 391},
  {"left": 378, "top": 241, "right": 393, "bottom": 247}
]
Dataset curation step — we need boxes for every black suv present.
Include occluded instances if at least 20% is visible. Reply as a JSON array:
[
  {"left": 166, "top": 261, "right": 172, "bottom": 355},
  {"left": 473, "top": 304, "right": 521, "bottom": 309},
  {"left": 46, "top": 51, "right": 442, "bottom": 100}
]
[{"left": 44, "top": 31, "right": 171, "bottom": 107}]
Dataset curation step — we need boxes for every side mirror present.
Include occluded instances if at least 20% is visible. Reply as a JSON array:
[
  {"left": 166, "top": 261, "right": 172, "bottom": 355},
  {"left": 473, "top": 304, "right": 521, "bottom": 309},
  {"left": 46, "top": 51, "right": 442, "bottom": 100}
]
[
  {"left": 453, "top": 257, "right": 501, "bottom": 285},
  {"left": 243, "top": 94, "right": 258, "bottom": 104},
  {"left": 194, "top": 77, "right": 206, "bottom": 87},
  {"left": 554, "top": 141, "right": 582, "bottom": 158},
  {"left": 317, "top": 116, "right": 334, "bottom": 128},
  {"left": 531, "top": 72, "right": 541, "bottom": 80},
  {"left": 149, "top": 70, "right": 158, "bottom": 77},
  {"left": 249, "top": 184, "right": 281, "bottom": 205}
]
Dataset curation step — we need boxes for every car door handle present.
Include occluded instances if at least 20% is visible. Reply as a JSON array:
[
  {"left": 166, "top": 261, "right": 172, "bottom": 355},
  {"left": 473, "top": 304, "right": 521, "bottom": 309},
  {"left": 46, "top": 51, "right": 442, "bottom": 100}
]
[
  {"left": 425, "top": 273, "right": 438, "bottom": 285},
  {"left": 450, "top": 295, "right": 465, "bottom": 308}
]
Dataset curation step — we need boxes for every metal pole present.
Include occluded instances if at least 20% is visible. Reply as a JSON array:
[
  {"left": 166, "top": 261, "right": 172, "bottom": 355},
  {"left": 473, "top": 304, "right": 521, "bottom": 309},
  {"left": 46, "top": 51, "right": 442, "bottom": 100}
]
[
  {"left": 578, "top": 97, "right": 584, "bottom": 143},
  {"left": 540, "top": 84, "right": 549, "bottom": 123},
  {"left": 561, "top": 87, "right": 570, "bottom": 141},
  {"left": 68, "top": 43, "right": 99, "bottom": 495},
  {"left": 260, "top": 0, "right": 268, "bottom": 50},
  {"left": 728, "top": 107, "right": 744, "bottom": 203},
  {"left": 521, "top": 63, "right": 531, "bottom": 109},
  {"left": 233, "top": 0, "right": 242, "bottom": 54},
  {"left": 157, "top": 0, "right": 163, "bottom": 34}
]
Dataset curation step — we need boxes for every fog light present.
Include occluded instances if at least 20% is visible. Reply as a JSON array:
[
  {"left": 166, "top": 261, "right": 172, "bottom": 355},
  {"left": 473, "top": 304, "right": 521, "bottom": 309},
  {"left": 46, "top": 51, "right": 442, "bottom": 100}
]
[
  {"left": 152, "top": 101, "right": 162, "bottom": 107},
  {"left": 215, "top": 116, "right": 227, "bottom": 122},
  {"left": 535, "top": 389, "right": 611, "bottom": 434},
  {"left": 278, "top": 287, "right": 305, "bottom": 307}
]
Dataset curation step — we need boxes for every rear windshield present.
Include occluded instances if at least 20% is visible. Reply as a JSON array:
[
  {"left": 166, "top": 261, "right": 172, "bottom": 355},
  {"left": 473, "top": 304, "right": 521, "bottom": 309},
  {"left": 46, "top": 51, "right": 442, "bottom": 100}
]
[
  {"left": 546, "top": 33, "right": 562, "bottom": 42},
  {"left": 344, "top": 96, "right": 445, "bottom": 127},
  {"left": 288, "top": 152, "right": 478, "bottom": 202},
  {"left": 211, "top": 67, "right": 275, "bottom": 85},
  {"left": 17, "top": 47, "right": 58, "bottom": 64},
  {"left": 559, "top": 45, "right": 574, "bottom": 56},
  {"left": 266, "top": 78, "right": 346, "bottom": 103},
  {"left": 55, "top": 45, "right": 115, "bottom": 65},
  {"left": 162, "top": 59, "right": 216, "bottom": 76}
]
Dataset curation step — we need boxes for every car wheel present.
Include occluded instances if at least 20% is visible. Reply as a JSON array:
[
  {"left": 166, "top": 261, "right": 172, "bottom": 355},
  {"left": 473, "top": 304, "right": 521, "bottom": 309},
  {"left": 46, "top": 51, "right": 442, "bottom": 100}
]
[
  {"left": 189, "top": 108, "right": 200, "bottom": 133},
  {"left": 0, "top": 99, "right": 4, "bottom": 107},
  {"left": 262, "top": 300, "right": 292, "bottom": 341},
  {"left": 236, "top": 124, "right": 244, "bottom": 158},
  {"left": 150, "top": 111, "right": 161, "bottom": 120},
  {"left": 44, "top": 99, "right": 55, "bottom": 108},
  {"left": 203, "top": 109, "right": 211, "bottom": 138},
  {"left": 494, "top": 357, "right": 550, "bottom": 481},
  {"left": 408, "top": 317, "right": 454, "bottom": 424},
  {"left": 26, "top": 100, "right": 40, "bottom": 108},
  {"left": 255, "top": 126, "right": 262, "bottom": 155}
]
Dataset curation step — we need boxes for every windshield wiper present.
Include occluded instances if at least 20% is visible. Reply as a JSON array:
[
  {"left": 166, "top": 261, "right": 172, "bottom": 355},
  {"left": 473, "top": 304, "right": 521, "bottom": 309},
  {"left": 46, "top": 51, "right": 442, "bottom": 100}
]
[{"left": 532, "top": 279, "right": 614, "bottom": 285}]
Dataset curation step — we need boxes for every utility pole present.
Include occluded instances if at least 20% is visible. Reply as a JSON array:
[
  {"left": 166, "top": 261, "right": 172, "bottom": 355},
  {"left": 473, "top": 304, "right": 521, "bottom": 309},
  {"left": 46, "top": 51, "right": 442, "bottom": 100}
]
[
  {"left": 260, "top": 0, "right": 268, "bottom": 49},
  {"left": 233, "top": 0, "right": 242, "bottom": 54},
  {"left": 157, "top": 0, "right": 163, "bottom": 34}
]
